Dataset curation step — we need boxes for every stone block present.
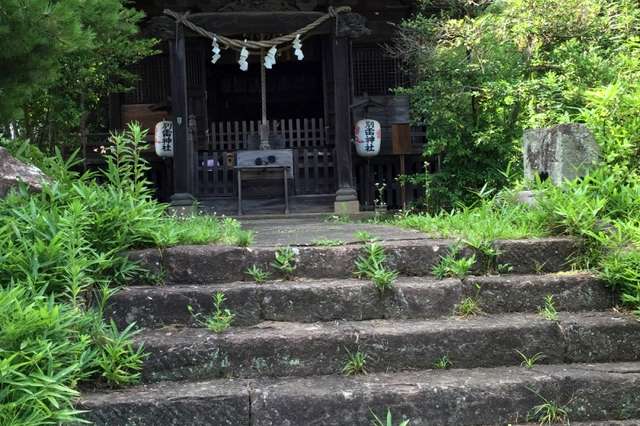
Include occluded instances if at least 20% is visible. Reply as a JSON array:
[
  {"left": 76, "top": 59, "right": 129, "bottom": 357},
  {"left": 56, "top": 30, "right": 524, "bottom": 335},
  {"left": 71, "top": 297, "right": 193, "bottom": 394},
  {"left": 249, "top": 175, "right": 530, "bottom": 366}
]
[{"left": 523, "top": 123, "right": 600, "bottom": 185}]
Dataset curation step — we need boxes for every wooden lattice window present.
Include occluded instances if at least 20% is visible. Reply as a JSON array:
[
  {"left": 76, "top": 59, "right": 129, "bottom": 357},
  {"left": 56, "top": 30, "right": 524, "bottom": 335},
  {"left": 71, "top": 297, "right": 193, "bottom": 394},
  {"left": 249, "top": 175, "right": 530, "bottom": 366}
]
[
  {"left": 352, "top": 46, "right": 409, "bottom": 96},
  {"left": 124, "top": 54, "right": 170, "bottom": 104}
]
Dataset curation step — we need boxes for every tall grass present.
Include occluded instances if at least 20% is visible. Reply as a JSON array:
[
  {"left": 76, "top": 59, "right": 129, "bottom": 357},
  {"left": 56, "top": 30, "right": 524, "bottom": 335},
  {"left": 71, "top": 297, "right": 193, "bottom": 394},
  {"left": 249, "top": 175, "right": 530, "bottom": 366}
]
[{"left": 0, "top": 123, "right": 242, "bottom": 424}]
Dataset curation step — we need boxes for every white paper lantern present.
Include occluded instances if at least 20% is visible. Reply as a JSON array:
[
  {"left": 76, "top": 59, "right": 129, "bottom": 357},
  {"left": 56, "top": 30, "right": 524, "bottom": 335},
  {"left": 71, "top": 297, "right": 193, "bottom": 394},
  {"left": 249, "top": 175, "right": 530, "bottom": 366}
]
[
  {"left": 155, "top": 120, "right": 174, "bottom": 158},
  {"left": 354, "top": 119, "right": 381, "bottom": 157}
]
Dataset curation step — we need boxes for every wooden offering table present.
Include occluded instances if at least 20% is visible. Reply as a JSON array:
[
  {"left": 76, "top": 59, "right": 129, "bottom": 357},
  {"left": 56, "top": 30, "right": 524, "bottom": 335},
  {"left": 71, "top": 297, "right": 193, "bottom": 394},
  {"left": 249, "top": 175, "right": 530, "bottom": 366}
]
[{"left": 235, "top": 165, "right": 291, "bottom": 216}]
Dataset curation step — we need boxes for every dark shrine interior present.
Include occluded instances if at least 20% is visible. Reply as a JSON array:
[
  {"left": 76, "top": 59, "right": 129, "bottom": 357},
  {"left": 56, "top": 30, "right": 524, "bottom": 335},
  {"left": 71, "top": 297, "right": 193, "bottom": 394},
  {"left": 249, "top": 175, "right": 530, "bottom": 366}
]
[{"left": 206, "top": 38, "right": 324, "bottom": 123}]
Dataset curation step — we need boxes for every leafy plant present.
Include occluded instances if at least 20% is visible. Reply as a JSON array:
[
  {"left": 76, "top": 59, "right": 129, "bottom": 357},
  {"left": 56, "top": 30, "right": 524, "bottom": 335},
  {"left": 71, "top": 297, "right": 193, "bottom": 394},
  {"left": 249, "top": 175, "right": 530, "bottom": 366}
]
[
  {"left": 355, "top": 231, "right": 376, "bottom": 242},
  {"left": 497, "top": 263, "right": 514, "bottom": 274},
  {"left": 370, "top": 409, "right": 411, "bottom": 426},
  {"left": 355, "top": 242, "right": 387, "bottom": 279},
  {"left": 372, "top": 268, "right": 399, "bottom": 296},
  {"left": 355, "top": 242, "right": 399, "bottom": 295},
  {"left": 516, "top": 350, "right": 545, "bottom": 369},
  {"left": 188, "top": 292, "right": 235, "bottom": 333},
  {"left": 245, "top": 265, "right": 270, "bottom": 284},
  {"left": 433, "top": 355, "right": 452, "bottom": 370},
  {"left": 538, "top": 295, "right": 559, "bottom": 321},
  {"left": 342, "top": 348, "right": 368, "bottom": 376},
  {"left": 235, "top": 230, "right": 254, "bottom": 247},
  {"left": 528, "top": 391, "right": 569, "bottom": 426},
  {"left": 465, "top": 237, "right": 501, "bottom": 274},
  {"left": 455, "top": 296, "right": 482, "bottom": 317},
  {"left": 432, "top": 246, "right": 477, "bottom": 279},
  {"left": 312, "top": 239, "right": 345, "bottom": 247},
  {"left": 96, "top": 321, "right": 146, "bottom": 385},
  {"left": 272, "top": 247, "right": 297, "bottom": 279}
]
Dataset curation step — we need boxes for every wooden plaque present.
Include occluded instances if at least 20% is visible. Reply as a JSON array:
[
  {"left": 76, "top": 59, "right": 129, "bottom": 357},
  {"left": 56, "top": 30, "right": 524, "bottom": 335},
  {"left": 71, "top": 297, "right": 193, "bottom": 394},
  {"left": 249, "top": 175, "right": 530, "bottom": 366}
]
[{"left": 391, "top": 123, "right": 412, "bottom": 155}]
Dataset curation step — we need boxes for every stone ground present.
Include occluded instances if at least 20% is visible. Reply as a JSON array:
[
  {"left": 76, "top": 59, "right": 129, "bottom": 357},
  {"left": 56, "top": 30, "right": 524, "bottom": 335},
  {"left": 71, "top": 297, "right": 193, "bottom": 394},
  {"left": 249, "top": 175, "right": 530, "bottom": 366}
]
[{"left": 240, "top": 217, "right": 427, "bottom": 246}]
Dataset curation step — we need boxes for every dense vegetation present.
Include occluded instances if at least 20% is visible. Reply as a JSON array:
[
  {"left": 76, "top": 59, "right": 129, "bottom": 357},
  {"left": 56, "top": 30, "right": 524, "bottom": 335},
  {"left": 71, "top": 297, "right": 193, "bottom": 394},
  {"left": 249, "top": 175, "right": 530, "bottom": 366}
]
[
  {"left": 393, "top": 0, "right": 640, "bottom": 315},
  {"left": 0, "top": 125, "right": 249, "bottom": 425},
  {"left": 396, "top": 0, "right": 640, "bottom": 209},
  {"left": 0, "top": 0, "right": 156, "bottom": 150}
]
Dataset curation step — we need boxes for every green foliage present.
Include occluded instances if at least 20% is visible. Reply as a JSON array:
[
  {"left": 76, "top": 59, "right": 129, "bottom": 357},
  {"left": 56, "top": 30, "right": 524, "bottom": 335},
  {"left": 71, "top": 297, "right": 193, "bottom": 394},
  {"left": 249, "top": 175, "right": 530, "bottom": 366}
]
[
  {"left": 171, "top": 215, "right": 251, "bottom": 247},
  {"left": 432, "top": 246, "right": 476, "bottom": 279},
  {"left": 516, "top": 350, "right": 545, "bottom": 369},
  {"left": 342, "top": 348, "right": 367, "bottom": 376},
  {"left": 355, "top": 242, "right": 399, "bottom": 295},
  {"left": 392, "top": 194, "right": 548, "bottom": 242},
  {"left": 433, "top": 355, "right": 453, "bottom": 370},
  {"left": 370, "top": 409, "right": 411, "bottom": 426},
  {"left": 355, "top": 231, "right": 377, "bottom": 243},
  {"left": 1, "top": 0, "right": 157, "bottom": 150},
  {"left": 455, "top": 296, "right": 482, "bottom": 317},
  {"left": 355, "top": 242, "right": 387, "bottom": 279},
  {"left": 538, "top": 295, "right": 559, "bottom": 321},
  {"left": 235, "top": 230, "right": 254, "bottom": 247},
  {"left": 0, "top": 123, "right": 239, "bottom": 424},
  {"left": 371, "top": 268, "right": 399, "bottom": 296},
  {"left": 188, "top": 292, "right": 235, "bottom": 333},
  {"left": 245, "top": 265, "right": 270, "bottom": 284},
  {"left": 400, "top": 0, "right": 640, "bottom": 209},
  {"left": 96, "top": 321, "right": 145, "bottom": 385},
  {"left": 528, "top": 390, "right": 569, "bottom": 425},
  {"left": 272, "top": 247, "right": 297, "bottom": 279},
  {"left": 312, "top": 239, "right": 345, "bottom": 247}
]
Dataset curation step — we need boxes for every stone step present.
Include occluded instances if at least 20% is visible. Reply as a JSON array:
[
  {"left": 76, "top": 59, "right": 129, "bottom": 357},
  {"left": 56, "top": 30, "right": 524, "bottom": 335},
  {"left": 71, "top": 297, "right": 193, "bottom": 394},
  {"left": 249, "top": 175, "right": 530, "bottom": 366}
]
[
  {"left": 79, "top": 362, "right": 640, "bottom": 425},
  {"left": 517, "top": 422, "right": 640, "bottom": 425},
  {"left": 107, "top": 273, "right": 613, "bottom": 329},
  {"left": 128, "top": 237, "right": 577, "bottom": 284},
  {"left": 136, "top": 311, "right": 640, "bottom": 383}
]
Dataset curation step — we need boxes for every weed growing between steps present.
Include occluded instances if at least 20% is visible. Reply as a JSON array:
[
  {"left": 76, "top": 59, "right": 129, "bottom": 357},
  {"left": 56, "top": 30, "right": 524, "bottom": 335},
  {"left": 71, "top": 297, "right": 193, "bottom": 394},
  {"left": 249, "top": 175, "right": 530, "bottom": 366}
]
[
  {"left": 0, "top": 124, "right": 247, "bottom": 424},
  {"left": 516, "top": 350, "right": 545, "bottom": 369},
  {"left": 370, "top": 409, "right": 411, "bottom": 426},
  {"left": 354, "top": 242, "right": 399, "bottom": 295},
  {"left": 188, "top": 292, "right": 235, "bottom": 333}
]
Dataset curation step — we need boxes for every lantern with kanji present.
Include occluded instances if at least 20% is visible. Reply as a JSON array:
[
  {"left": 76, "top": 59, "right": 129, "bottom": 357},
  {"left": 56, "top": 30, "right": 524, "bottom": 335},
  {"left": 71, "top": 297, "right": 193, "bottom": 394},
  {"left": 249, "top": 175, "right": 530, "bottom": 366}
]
[
  {"left": 155, "top": 120, "right": 174, "bottom": 158},
  {"left": 354, "top": 119, "right": 381, "bottom": 157}
]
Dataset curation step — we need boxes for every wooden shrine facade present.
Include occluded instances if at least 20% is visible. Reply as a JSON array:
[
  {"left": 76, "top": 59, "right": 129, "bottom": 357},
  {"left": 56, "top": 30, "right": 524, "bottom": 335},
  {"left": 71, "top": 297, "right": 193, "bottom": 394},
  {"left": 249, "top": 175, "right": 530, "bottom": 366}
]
[{"left": 105, "top": 0, "right": 425, "bottom": 213}]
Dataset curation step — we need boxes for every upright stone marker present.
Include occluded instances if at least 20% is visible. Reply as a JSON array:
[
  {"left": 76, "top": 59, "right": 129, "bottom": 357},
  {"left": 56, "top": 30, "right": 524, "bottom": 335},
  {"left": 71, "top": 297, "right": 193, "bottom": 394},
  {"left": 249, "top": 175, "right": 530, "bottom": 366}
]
[{"left": 523, "top": 123, "right": 600, "bottom": 185}]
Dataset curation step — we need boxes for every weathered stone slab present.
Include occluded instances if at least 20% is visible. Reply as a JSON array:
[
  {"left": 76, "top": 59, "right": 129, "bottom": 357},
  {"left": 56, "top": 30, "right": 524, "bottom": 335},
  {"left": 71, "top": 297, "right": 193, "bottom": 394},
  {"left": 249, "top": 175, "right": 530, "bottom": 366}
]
[
  {"left": 78, "top": 378, "right": 250, "bottom": 426},
  {"left": 251, "top": 362, "right": 640, "bottom": 426},
  {"left": 106, "top": 283, "right": 263, "bottom": 328},
  {"left": 561, "top": 311, "right": 640, "bottom": 363},
  {"left": 0, "top": 146, "right": 50, "bottom": 198},
  {"left": 133, "top": 312, "right": 640, "bottom": 383},
  {"left": 78, "top": 363, "right": 640, "bottom": 426},
  {"left": 494, "top": 238, "right": 578, "bottom": 274},
  {"left": 467, "top": 273, "right": 613, "bottom": 314},
  {"left": 106, "top": 273, "right": 613, "bottom": 330},
  {"left": 523, "top": 123, "right": 601, "bottom": 185},
  {"left": 129, "top": 238, "right": 579, "bottom": 284}
]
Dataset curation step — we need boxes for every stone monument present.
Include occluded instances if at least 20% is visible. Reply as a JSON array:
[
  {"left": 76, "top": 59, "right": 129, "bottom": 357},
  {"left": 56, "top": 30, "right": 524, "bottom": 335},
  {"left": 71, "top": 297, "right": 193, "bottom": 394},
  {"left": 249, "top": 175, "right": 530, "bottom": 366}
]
[{"left": 523, "top": 123, "right": 601, "bottom": 185}]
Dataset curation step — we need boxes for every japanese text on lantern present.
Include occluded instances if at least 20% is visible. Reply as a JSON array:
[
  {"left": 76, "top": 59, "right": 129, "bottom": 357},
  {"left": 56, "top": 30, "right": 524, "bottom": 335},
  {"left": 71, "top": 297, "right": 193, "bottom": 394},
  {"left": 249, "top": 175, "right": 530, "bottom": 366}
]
[{"left": 364, "top": 120, "right": 376, "bottom": 152}]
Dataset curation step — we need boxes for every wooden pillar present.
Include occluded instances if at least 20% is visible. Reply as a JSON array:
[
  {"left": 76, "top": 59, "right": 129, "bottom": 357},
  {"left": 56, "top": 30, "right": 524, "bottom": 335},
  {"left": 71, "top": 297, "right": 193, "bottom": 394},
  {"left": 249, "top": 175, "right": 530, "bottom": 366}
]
[
  {"left": 169, "top": 22, "right": 195, "bottom": 211},
  {"left": 332, "top": 34, "right": 359, "bottom": 214}
]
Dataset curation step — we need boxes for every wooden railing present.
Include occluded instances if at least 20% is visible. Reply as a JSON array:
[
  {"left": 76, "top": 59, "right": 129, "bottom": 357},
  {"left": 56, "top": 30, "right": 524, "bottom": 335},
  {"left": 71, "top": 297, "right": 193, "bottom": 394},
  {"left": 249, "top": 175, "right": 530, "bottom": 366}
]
[
  {"left": 196, "top": 118, "right": 336, "bottom": 198},
  {"left": 205, "top": 117, "right": 328, "bottom": 151}
]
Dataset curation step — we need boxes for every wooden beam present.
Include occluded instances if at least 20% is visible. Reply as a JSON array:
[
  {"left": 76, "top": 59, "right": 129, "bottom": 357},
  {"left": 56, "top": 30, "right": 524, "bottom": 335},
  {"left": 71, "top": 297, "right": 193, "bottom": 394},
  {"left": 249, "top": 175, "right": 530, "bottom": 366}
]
[
  {"left": 148, "top": 12, "right": 334, "bottom": 38},
  {"left": 169, "top": 23, "right": 195, "bottom": 207},
  {"left": 332, "top": 33, "right": 359, "bottom": 212}
]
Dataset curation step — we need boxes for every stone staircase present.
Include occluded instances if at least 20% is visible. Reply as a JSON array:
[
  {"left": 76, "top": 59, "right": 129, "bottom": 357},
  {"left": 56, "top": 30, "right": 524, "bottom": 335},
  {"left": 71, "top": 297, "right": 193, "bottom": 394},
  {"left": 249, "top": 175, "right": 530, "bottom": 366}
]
[{"left": 79, "top": 237, "right": 640, "bottom": 425}]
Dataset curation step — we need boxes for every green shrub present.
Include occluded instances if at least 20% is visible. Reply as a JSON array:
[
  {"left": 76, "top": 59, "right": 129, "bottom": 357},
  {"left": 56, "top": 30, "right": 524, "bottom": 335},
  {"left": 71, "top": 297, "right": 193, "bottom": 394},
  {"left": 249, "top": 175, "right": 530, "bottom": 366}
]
[{"left": 0, "top": 123, "right": 180, "bottom": 424}]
